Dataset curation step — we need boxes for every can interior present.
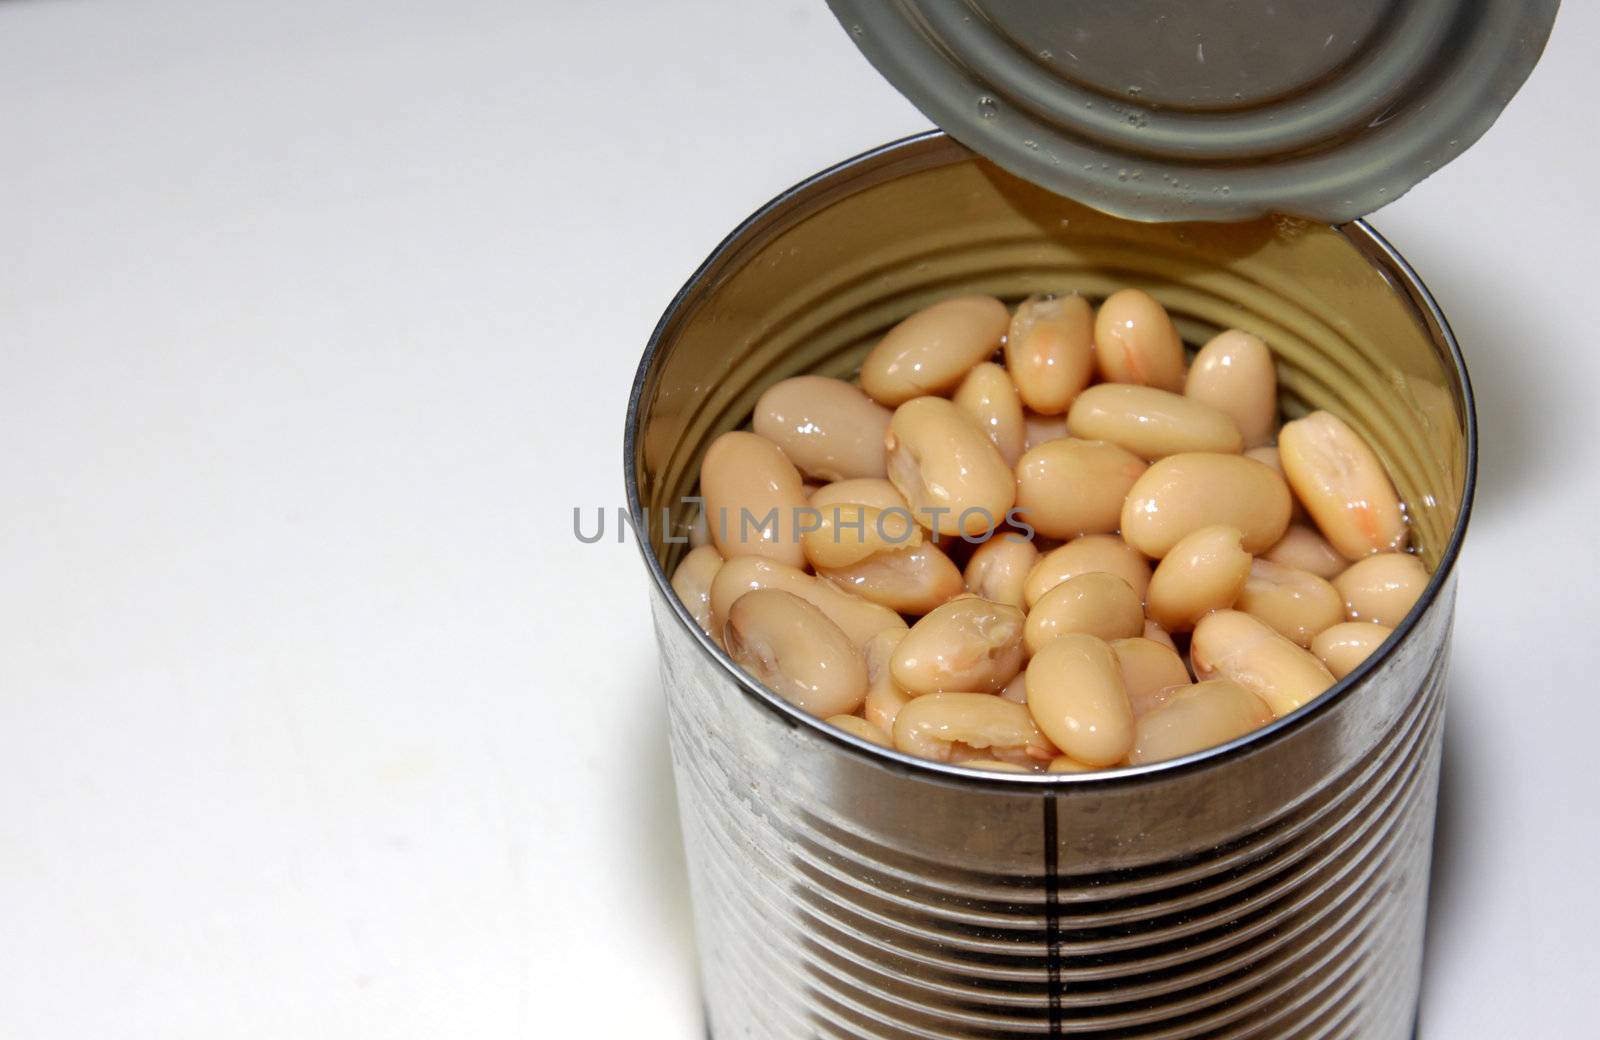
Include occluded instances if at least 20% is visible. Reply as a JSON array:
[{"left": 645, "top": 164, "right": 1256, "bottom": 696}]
[{"left": 632, "top": 134, "right": 1469, "bottom": 585}]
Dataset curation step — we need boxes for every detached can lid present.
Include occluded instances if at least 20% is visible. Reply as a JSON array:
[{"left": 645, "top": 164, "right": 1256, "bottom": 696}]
[{"left": 827, "top": 0, "right": 1559, "bottom": 222}]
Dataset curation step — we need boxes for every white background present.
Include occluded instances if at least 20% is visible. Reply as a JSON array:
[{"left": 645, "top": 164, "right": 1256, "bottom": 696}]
[{"left": 1, "top": 1, "right": 1595, "bottom": 1036}]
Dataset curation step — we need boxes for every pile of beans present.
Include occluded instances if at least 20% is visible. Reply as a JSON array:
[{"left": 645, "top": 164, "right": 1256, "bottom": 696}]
[{"left": 669, "top": 290, "right": 1429, "bottom": 772}]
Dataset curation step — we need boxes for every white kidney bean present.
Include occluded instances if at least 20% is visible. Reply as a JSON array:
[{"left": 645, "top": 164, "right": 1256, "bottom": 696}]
[
  {"left": 807, "top": 478, "right": 911, "bottom": 515},
  {"left": 1332, "top": 552, "right": 1428, "bottom": 626},
  {"left": 753, "top": 375, "right": 892, "bottom": 481},
  {"left": 891, "top": 597, "right": 1026, "bottom": 695},
  {"left": 1093, "top": 288, "right": 1187, "bottom": 392},
  {"left": 1263, "top": 524, "right": 1346, "bottom": 579},
  {"left": 1311, "top": 621, "right": 1393, "bottom": 680},
  {"left": 817, "top": 540, "right": 965, "bottom": 615},
  {"left": 801, "top": 503, "right": 922, "bottom": 569},
  {"left": 1013, "top": 438, "right": 1147, "bottom": 539},
  {"left": 1111, "top": 637, "right": 1192, "bottom": 717},
  {"left": 826, "top": 713, "right": 893, "bottom": 747},
  {"left": 1025, "top": 633, "right": 1136, "bottom": 767},
  {"left": 958, "top": 758, "right": 1033, "bottom": 773},
  {"left": 963, "top": 534, "right": 1039, "bottom": 609},
  {"left": 1129, "top": 679, "right": 1274, "bottom": 765},
  {"left": 1235, "top": 558, "right": 1345, "bottom": 647},
  {"left": 1005, "top": 293, "right": 1095, "bottom": 414},
  {"left": 1066, "top": 384, "right": 1243, "bottom": 460},
  {"left": 1023, "top": 534, "right": 1153, "bottom": 607},
  {"left": 1183, "top": 330, "right": 1278, "bottom": 448},
  {"left": 1000, "top": 672, "right": 1028, "bottom": 704},
  {"left": 892, "top": 692, "right": 1054, "bottom": 763},
  {"left": 1277, "top": 410, "right": 1408, "bottom": 559},
  {"left": 700, "top": 431, "right": 810, "bottom": 568},
  {"left": 1024, "top": 572, "right": 1145, "bottom": 654},
  {"left": 886, "top": 396, "right": 1017, "bottom": 538},
  {"left": 1143, "top": 618, "right": 1179, "bottom": 652},
  {"left": 860, "top": 295, "right": 1010, "bottom": 406},
  {"left": 709, "top": 556, "right": 906, "bottom": 648},
  {"left": 670, "top": 544, "right": 724, "bottom": 637},
  {"left": 1121, "top": 452, "right": 1293, "bottom": 558},
  {"left": 1191, "top": 610, "right": 1335, "bottom": 717},
  {"left": 1047, "top": 755, "right": 1095, "bottom": 773},
  {"left": 725, "top": 589, "right": 868, "bottom": 717},
  {"left": 1144, "top": 525, "right": 1251, "bottom": 633},
  {"left": 862, "top": 629, "right": 912, "bottom": 736},
  {"left": 954, "top": 362, "right": 1027, "bottom": 466}
]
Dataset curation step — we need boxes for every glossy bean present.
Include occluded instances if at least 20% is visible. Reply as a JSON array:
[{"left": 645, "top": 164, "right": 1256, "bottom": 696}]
[
  {"left": 753, "top": 375, "right": 892, "bottom": 481},
  {"left": 862, "top": 629, "right": 912, "bottom": 735},
  {"left": 1263, "top": 524, "right": 1346, "bottom": 579},
  {"left": 1025, "top": 634, "right": 1136, "bottom": 767},
  {"left": 1121, "top": 452, "right": 1293, "bottom": 558},
  {"left": 817, "top": 540, "right": 965, "bottom": 615},
  {"left": 826, "top": 713, "right": 893, "bottom": 748},
  {"left": 1311, "top": 621, "right": 1394, "bottom": 679},
  {"left": 861, "top": 295, "right": 1010, "bottom": 406},
  {"left": 670, "top": 544, "right": 724, "bottom": 637},
  {"left": 1093, "top": 288, "right": 1187, "bottom": 392},
  {"left": 1023, "top": 534, "right": 1153, "bottom": 607},
  {"left": 1129, "top": 679, "right": 1274, "bottom": 765},
  {"left": 891, "top": 597, "right": 1026, "bottom": 695},
  {"left": 1247, "top": 444, "right": 1308, "bottom": 522},
  {"left": 892, "top": 692, "right": 1054, "bottom": 763},
  {"left": 958, "top": 758, "right": 1032, "bottom": 773},
  {"left": 1143, "top": 618, "right": 1178, "bottom": 652},
  {"left": 1111, "top": 637, "right": 1192, "bottom": 717},
  {"left": 953, "top": 362, "right": 1027, "bottom": 466},
  {"left": 1024, "top": 572, "right": 1145, "bottom": 654},
  {"left": 963, "top": 534, "right": 1039, "bottom": 609},
  {"left": 1144, "top": 525, "right": 1251, "bottom": 633},
  {"left": 886, "top": 396, "right": 1016, "bottom": 538},
  {"left": 1191, "top": 610, "right": 1335, "bottom": 717},
  {"left": 1183, "top": 330, "right": 1278, "bottom": 448},
  {"left": 725, "top": 589, "right": 868, "bottom": 717},
  {"left": 1235, "top": 558, "right": 1345, "bottom": 647},
  {"left": 1278, "top": 411, "right": 1408, "bottom": 559},
  {"left": 1047, "top": 755, "right": 1096, "bottom": 773},
  {"left": 1005, "top": 293, "right": 1095, "bottom": 414},
  {"left": 1332, "top": 552, "right": 1429, "bottom": 626},
  {"left": 1013, "top": 438, "right": 1147, "bottom": 539},
  {"left": 1067, "top": 384, "right": 1243, "bottom": 460},
  {"left": 709, "top": 556, "right": 906, "bottom": 647},
  {"left": 801, "top": 503, "right": 921, "bottom": 569},
  {"left": 1000, "top": 672, "right": 1028, "bottom": 704},
  {"left": 699, "top": 431, "right": 809, "bottom": 568},
  {"left": 808, "top": 478, "right": 911, "bottom": 515}
]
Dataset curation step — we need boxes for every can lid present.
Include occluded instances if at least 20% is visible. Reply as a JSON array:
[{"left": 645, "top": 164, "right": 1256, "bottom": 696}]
[{"left": 827, "top": 0, "right": 1558, "bottom": 222}]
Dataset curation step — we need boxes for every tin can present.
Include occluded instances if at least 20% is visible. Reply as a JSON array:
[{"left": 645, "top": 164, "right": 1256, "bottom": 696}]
[{"left": 626, "top": 132, "right": 1474, "bottom": 1039}]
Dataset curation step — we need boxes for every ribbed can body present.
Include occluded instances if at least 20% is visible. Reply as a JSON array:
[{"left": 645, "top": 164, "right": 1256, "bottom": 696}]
[
  {"left": 627, "top": 134, "right": 1473, "bottom": 1040},
  {"left": 657, "top": 578, "right": 1450, "bottom": 1039}
]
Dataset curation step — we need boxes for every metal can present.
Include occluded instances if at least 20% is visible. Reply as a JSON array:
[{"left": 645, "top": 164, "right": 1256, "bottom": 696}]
[{"left": 626, "top": 132, "right": 1474, "bottom": 1039}]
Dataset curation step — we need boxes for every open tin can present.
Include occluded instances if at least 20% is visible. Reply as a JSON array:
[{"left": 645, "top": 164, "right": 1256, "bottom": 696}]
[{"left": 626, "top": 4, "right": 1554, "bottom": 1035}]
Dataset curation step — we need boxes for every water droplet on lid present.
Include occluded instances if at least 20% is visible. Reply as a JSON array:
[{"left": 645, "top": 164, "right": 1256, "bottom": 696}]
[
  {"left": 1038, "top": 48, "right": 1053, "bottom": 60},
  {"left": 1127, "top": 85, "right": 1143, "bottom": 96},
  {"left": 850, "top": 23, "right": 863, "bottom": 35},
  {"left": 1220, "top": 185, "right": 1231, "bottom": 195},
  {"left": 1023, "top": 139, "right": 1040, "bottom": 151},
  {"left": 977, "top": 96, "right": 998, "bottom": 118}
]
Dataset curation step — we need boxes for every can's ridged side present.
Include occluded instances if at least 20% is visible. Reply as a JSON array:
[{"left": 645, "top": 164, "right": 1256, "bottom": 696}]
[{"left": 658, "top": 579, "right": 1451, "bottom": 1039}]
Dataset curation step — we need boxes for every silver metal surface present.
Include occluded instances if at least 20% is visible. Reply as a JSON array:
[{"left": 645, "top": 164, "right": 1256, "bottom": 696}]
[
  {"left": 627, "top": 134, "right": 1476, "bottom": 1037},
  {"left": 824, "top": 0, "right": 1558, "bottom": 223}
]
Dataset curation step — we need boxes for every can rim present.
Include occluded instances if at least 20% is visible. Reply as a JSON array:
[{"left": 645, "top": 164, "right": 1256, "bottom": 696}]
[{"left": 624, "top": 129, "right": 1477, "bottom": 789}]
